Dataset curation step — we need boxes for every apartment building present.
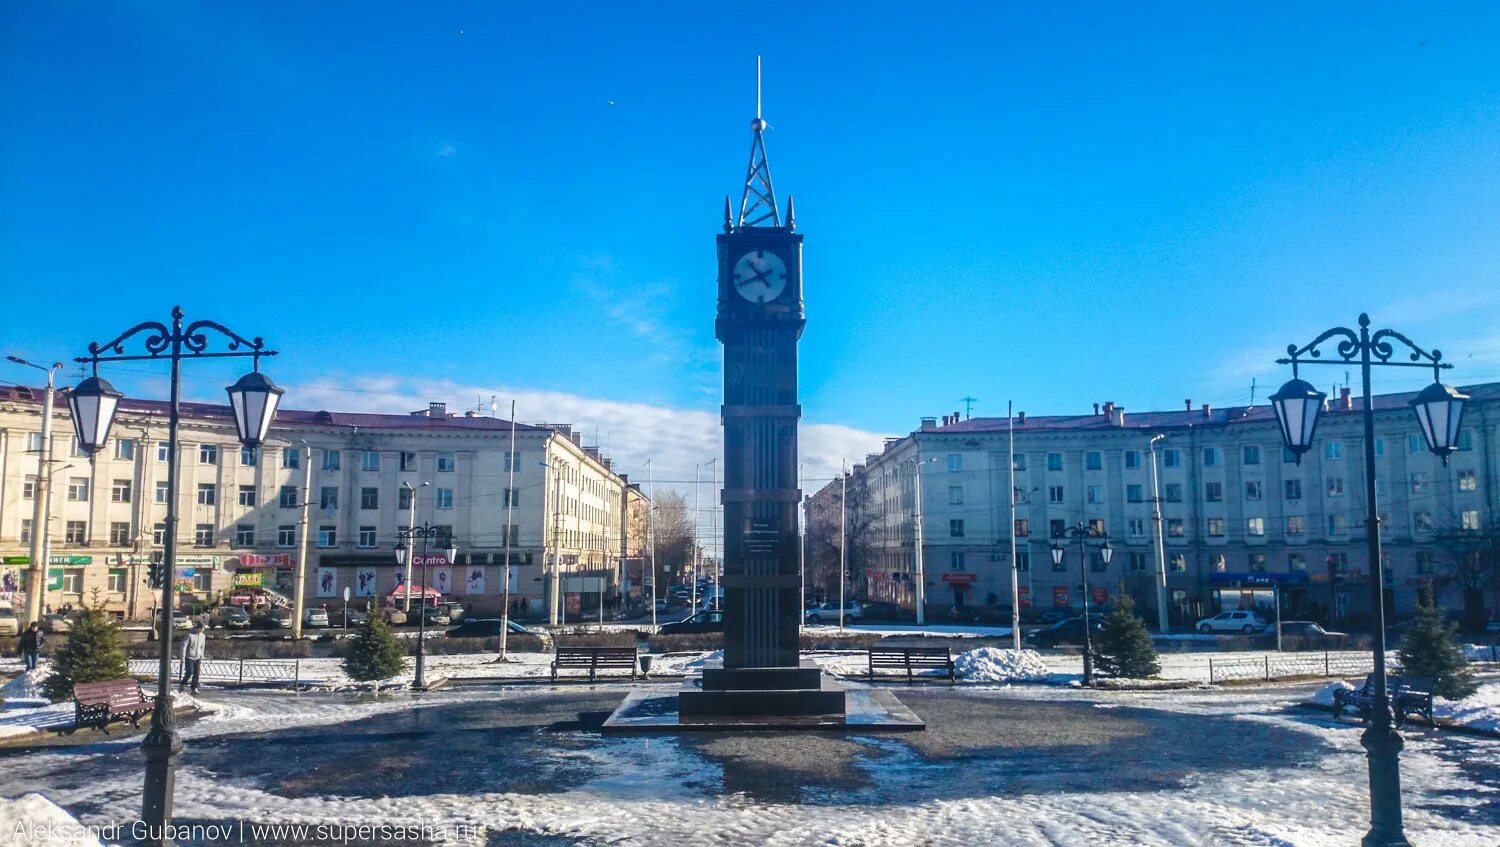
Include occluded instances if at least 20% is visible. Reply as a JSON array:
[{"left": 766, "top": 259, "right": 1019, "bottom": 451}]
[
  {"left": 0, "top": 386, "right": 636, "bottom": 621},
  {"left": 808, "top": 383, "right": 1500, "bottom": 627}
]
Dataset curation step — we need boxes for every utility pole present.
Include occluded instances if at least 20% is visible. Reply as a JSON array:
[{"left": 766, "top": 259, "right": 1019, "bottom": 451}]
[
  {"left": 1008, "top": 400, "right": 1021, "bottom": 650},
  {"left": 647, "top": 459, "right": 657, "bottom": 630},
  {"left": 498, "top": 400, "right": 517, "bottom": 660},
  {"left": 693, "top": 462, "right": 701, "bottom": 612},
  {"left": 913, "top": 454, "right": 928, "bottom": 625},
  {"left": 291, "top": 441, "right": 313, "bottom": 638},
  {"left": 959, "top": 396, "right": 978, "bottom": 419},
  {"left": 1149, "top": 434, "right": 1169, "bottom": 633},
  {"left": 839, "top": 460, "right": 847, "bottom": 631},
  {"left": 8, "top": 356, "right": 62, "bottom": 626},
  {"left": 402, "top": 481, "right": 426, "bottom": 612}
]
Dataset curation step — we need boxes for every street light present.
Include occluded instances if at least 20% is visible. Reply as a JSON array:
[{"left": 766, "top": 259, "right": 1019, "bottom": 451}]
[
  {"left": 396, "top": 523, "right": 458, "bottom": 691},
  {"left": 1271, "top": 312, "right": 1465, "bottom": 847},
  {"left": 5, "top": 355, "right": 64, "bottom": 627},
  {"left": 1050, "top": 522, "right": 1111, "bottom": 687},
  {"left": 71, "top": 305, "right": 278, "bottom": 847}
]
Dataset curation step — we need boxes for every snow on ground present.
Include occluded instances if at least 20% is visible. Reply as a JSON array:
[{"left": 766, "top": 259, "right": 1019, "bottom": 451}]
[
  {"left": 1309, "top": 680, "right": 1355, "bottom": 707},
  {"left": 2, "top": 792, "right": 105, "bottom": 846},
  {"left": 1434, "top": 681, "right": 1500, "bottom": 734},
  {"left": 1, "top": 667, "right": 48, "bottom": 701},
  {"left": 803, "top": 622, "right": 1014, "bottom": 637},
  {"left": 953, "top": 648, "right": 1051, "bottom": 682}
]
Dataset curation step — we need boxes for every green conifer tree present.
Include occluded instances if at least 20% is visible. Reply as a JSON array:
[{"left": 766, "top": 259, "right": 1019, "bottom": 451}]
[
  {"left": 1093, "top": 595, "right": 1160, "bottom": 679},
  {"left": 342, "top": 613, "right": 407, "bottom": 683},
  {"left": 41, "top": 607, "right": 130, "bottom": 701},
  {"left": 1398, "top": 596, "right": 1477, "bottom": 700}
]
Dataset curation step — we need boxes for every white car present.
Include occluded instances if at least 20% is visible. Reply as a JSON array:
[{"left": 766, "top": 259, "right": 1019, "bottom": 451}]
[
  {"left": 1195, "top": 610, "right": 1269, "bottom": 634},
  {"left": 0, "top": 605, "right": 19, "bottom": 636},
  {"left": 303, "top": 608, "right": 330, "bottom": 628},
  {"left": 804, "top": 601, "right": 862, "bottom": 625}
]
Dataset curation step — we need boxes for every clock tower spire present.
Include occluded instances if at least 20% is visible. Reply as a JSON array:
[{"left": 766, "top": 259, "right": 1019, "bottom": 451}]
[{"left": 735, "top": 55, "right": 781, "bottom": 229}]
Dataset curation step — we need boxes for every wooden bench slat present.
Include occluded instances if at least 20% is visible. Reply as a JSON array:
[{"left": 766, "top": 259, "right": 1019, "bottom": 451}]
[
  {"left": 867, "top": 647, "right": 955, "bottom": 683},
  {"left": 551, "top": 647, "right": 638, "bottom": 682}
]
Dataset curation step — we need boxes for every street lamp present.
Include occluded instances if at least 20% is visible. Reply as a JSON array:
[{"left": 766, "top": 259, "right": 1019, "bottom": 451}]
[
  {"left": 5, "top": 355, "right": 64, "bottom": 627},
  {"left": 1050, "top": 522, "right": 1111, "bottom": 686},
  {"left": 396, "top": 523, "right": 458, "bottom": 691},
  {"left": 1272, "top": 312, "right": 1465, "bottom": 847},
  {"left": 71, "top": 306, "right": 279, "bottom": 847}
]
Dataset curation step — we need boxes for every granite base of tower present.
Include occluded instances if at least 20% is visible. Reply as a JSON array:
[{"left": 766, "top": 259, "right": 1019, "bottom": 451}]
[{"left": 680, "top": 660, "right": 846, "bottom": 717}]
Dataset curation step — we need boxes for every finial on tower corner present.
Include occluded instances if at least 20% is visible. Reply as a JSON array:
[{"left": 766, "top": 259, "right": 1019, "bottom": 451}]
[
  {"left": 723, "top": 195, "right": 733, "bottom": 232},
  {"left": 786, "top": 195, "right": 795, "bottom": 231}
]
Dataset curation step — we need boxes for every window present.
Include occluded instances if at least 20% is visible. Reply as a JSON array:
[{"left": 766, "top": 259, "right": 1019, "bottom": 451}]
[
  {"left": 26, "top": 432, "right": 44, "bottom": 452},
  {"left": 946, "top": 454, "right": 961, "bottom": 472},
  {"left": 1327, "top": 477, "right": 1344, "bottom": 496},
  {"left": 1165, "top": 483, "right": 1183, "bottom": 503},
  {"left": 1169, "top": 554, "right": 1186, "bottom": 573},
  {"left": 318, "top": 526, "right": 337, "bottom": 547},
  {"left": 22, "top": 475, "right": 36, "bottom": 499},
  {"left": 1414, "top": 511, "right": 1433, "bottom": 533},
  {"left": 1324, "top": 441, "right": 1342, "bottom": 460},
  {"left": 1163, "top": 449, "right": 1181, "bottom": 468},
  {"left": 1416, "top": 552, "right": 1434, "bottom": 574},
  {"left": 1248, "top": 553, "right": 1267, "bottom": 573},
  {"left": 1046, "top": 453, "right": 1063, "bottom": 471},
  {"left": 1210, "top": 553, "right": 1226, "bottom": 572},
  {"left": 1016, "top": 551, "right": 1031, "bottom": 572},
  {"left": 323, "top": 450, "right": 341, "bottom": 471},
  {"left": 61, "top": 569, "right": 84, "bottom": 593},
  {"left": 1458, "top": 469, "right": 1477, "bottom": 492},
  {"left": 1167, "top": 519, "right": 1185, "bottom": 538},
  {"left": 1203, "top": 447, "right": 1221, "bottom": 467},
  {"left": 20, "top": 520, "right": 32, "bottom": 543},
  {"left": 193, "top": 570, "right": 211, "bottom": 591},
  {"left": 1242, "top": 445, "right": 1260, "bottom": 465},
  {"left": 1127, "top": 518, "right": 1146, "bottom": 538},
  {"left": 283, "top": 448, "right": 301, "bottom": 469},
  {"left": 1207, "top": 518, "right": 1225, "bottom": 537},
  {"left": 1088, "top": 518, "right": 1105, "bottom": 535},
  {"left": 157, "top": 441, "right": 170, "bottom": 462},
  {"left": 115, "top": 438, "right": 136, "bottom": 461},
  {"left": 199, "top": 444, "right": 218, "bottom": 465},
  {"left": 196, "top": 483, "right": 216, "bottom": 505},
  {"left": 111, "top": 479, "right": 132, "bottom": 503},
  {"left": 362, "top": 450, "right": 380, "bottom": 471},
  {"left": 502, "top": 451, "right": 522, "bottom": 472},
  {"left": 1287, "top": 516, "right": 1305, "bottom": 535},
  {"left": 1374, "top": 438, "right": 1385, "bottom": 457},
  {"left": 195, "top": 524, "right": 214, "bottom": 547},
  {"left": 108, "top": 570, "right": 127, "bottom": 593},
  {"left": 1327, "top": 514, "right": 1348, "bottom": 534},
  {"left": 234, "top": 525, "right": 254, "bottom": 548},
  {"left": 279, "top": 486, "right": 298, "bottom": 509},
  {"left": 1285, "top": 553, "right": 1306, "bottom": 572},
  {"left": 1284, "top": 479, "right": 1302, "bottom": 500},
  {"left": 1458, "top": 429, "right": 1474, "bottom": 451},
  {"left": 361, "top": 487, "right": 379, "bottom": 510},
  {"left": 950, "top": 552, "right": 966, "bottom": 570},
  {"left": 949, "top": 519, "right": 965, "bottom": 537},
  {"left": 1410, "top": 473, "right": 1428, "bottom": 494},
  {"left": 1126, "top": 484, "right": 1144, "bottom": 503},
  {"left": 1247, "top": 517, "right": 1265, "bottom": 537},
  {"left": 238, "top": 485, "right": 256, "bottom": 507},
  {"left": 1461, "top": 510, "right": 1481, "bottom": 531},
  {"left": 435, "top": 487, "right": 454, "bottom": 509},
  {"left": 1408, "top": 434, "right": 1425, "bottom": 455},
  {"left": 400, "top": 451, "right": 418, "bottom": 471},
  {"left": 948, "top": 485, "right": 963, "bottom": 505},
  {"left": 1129, "top": 552, "right": 1148, "bottom": 572},
  {"left": 1014, "top": 519, "right": 1029, "bottom": 537},
  {"left": 1091, "top": 551, "right": 1108, "bottom": 572},
  {"left": 1124, "top": 451, "right": 1141, "bottom": 470},
  {"left": 399, "top": 486, "right": 414, "bottom": 509},
  {"left": 1050, "top": 519, "right": 1065, "bottom": 539},
  {"left": 320, "top": 487, "right": 339, "bottom": 510},
  {"left": 277, "top": 525, "right": 296, "bottom": 547},
  {"left": 1048, "top": 485, "right": 1064, "bottom": 504},
  {"left": 1012, "top": 453, "right": 1027, "bottom": 471},
  {"left": 153, "top": 522, "right": 167, "bottom": 545},
  {"left": 67, "top": 477, "right": 89, "bottom": 501},
  {"left": 1085, "top": 451, "right": 1102, "bottom": 471},
  {"left": 358, "top": 526, "right": 377, "bottom": 548},
  {"left": 109, "top": 521, "right": 131, "bottom": 546},
  {"left": 1205, "top": 482, "right": 1223, "bottom": 502},
  {"left": 1086, "top": 485, "right": 1104, "bottom": 504},
  {"left": 505, "top": 488, "right": 521, "bottom": 508},
  {"left": 1245, "top": 481, "right": 1262, "bottom": 501},
  {"left": 437, "top": 453, "right": 456, "bottom": 473},
  {"left": 240, "top": 446, "right": 258, "bottom": 467},
  {"left": 71, "top": 437, "right": 86, "bottom": 458}
]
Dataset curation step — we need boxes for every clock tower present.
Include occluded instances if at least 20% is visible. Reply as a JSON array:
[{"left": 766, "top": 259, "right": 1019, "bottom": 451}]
[{"left": 680, "top": 65, "right": 844, "bottom": 717}]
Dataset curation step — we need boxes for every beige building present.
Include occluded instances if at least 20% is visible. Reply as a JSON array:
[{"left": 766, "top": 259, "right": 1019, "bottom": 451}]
[{"left": 0, "top": 386, "right": 636, "bottom": 622}]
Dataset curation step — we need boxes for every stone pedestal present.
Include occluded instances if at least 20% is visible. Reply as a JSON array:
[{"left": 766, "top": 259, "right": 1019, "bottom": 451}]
[{"left": 680, "top": 660, "right": 846, "bottom": 718}]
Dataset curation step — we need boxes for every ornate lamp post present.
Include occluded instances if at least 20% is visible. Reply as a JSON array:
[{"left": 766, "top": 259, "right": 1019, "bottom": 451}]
[
  {"left": 395, "top": 523, "right": 458, "bottom": 690},
  {"left": 1051, "top": 522, "right": 1112, "bottom": 686},
  {"left": 1271, "top": 312, "right": 1466, "bottom": 847},
  {"left": 71, "top": 306, "right": 280, "bottom": 846}
]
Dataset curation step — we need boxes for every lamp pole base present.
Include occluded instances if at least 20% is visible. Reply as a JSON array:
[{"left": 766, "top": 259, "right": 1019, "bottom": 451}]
[
  {"left": 140, "top": 697, "right": 183, "bottom": 847},
  {"left": 1360, "top": 719, "right": 1411, "bottom": 847}
]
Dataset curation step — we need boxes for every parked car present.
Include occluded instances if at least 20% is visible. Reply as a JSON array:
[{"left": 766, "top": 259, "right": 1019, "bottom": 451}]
[
  {"left": 1253, "top": 621, "right": 1349, "bottom": 650},
  {"left": 1195, "top": 610, "right": 1269, "bottom": 634},
  {"left": 804, "top": 601, "right": 862, "bottom": 624},
  {"left": 657, "top": 610, "right": 724, "bottom": 636},
  {"left": 171, "top": 611, "right": 193, "bottom": 631},
  {"left": 446, "top": 618, "right": 548, "bottom": 641},
  {"left": 331, "top": 607, "right": 369, "bottom": 628},
  {"left": 250, "top": 608, "right": 293, "bottom": 629},
  {"left": 210, "top": 606, "right": 251, "bottom": 629},
  {"left": 1035, "top": 609, "right": 1074, "bottom": 626},
  {"left": 859, "top": 601, "right": 903, "bottom": 621},
  {"left": 1025, "top": 616, "right": 1104, "bottom": 648},
  {"left": 303, "top": 608, "right": 330, "bottom": 628},
  {"left": 434, "top": 602, "right": 467, "bottom": 624},
  {"left": 420, "top": 605, "right": 451, "bottom": 626},
  {"left": 41, "top": 613, "right": 73, "bottom": 634},
  {"left": 382, "top": 607, "right": 408, "bottom": 625},
  {"left": 0, "top": 604, "right": 19, "bottom": 636}
]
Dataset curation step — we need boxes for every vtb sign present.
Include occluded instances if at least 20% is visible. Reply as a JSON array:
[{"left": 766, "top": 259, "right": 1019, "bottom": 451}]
[{"left": 411, "top": 552, "right": 449, "bottom": 568}]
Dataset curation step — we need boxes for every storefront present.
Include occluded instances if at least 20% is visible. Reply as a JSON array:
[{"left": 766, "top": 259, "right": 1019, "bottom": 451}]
[{"left": 1209, "top": 571, "right": 1311, "bottom": 620}]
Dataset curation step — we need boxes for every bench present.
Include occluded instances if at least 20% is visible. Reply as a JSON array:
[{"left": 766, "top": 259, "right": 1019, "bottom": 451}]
[
  {"left": 550, "top": 647, "right": 639, "bottom": 682},
  {"left": 867, "top": 646, "right": 956, "bottom": 683},
  {"left": 1394, "top": 676, "right": 1435, "bottom": 727},
  {"left": 61, "top": 679, "right": 157, "bottom": 735}
]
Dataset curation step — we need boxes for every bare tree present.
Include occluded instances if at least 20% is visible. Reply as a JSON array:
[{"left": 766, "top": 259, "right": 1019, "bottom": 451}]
[
  {"left": 1432, "top": 511, "right": 1499, "bottom": 633},
  {"left": 804, "top": 473, "right": 882, "bottom": 602},
  {"left": 650, "top": 490, "right": 696, "bottom": 588}
]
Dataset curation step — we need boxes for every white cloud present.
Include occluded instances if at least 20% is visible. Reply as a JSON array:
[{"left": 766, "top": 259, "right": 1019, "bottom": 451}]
[{"left": 437, "top": 143, "right": 457, "bottom": 157}]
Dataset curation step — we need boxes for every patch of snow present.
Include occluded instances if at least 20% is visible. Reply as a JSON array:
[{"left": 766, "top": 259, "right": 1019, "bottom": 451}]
[
  {"left": 1462, "top": 643, "right": 1498, "bottom": 663},
  {"left": 1309, "top": 680, "right": 1355, "bottom": 707},
  {"left": 1434, "top": 682, "right": 1500, "bottom": 735},
  {"left": 954, "top": 648, "right": 1051, "bottom": 683},
  {"left": 1, "top": 668, "right": 49, "bottom": 702},
  {"left": 0, "top": 793, "right": 104, "bottom": 845}
]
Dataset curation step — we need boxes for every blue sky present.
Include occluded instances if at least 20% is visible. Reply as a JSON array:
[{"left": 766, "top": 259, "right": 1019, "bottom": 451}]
[{"left": 4, "top": 3, "right": 1500, "bottom": 485}]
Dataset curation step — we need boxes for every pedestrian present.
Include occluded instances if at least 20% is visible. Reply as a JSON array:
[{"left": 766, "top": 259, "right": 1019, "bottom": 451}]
[
  {"left": 19, "top": 621, "right": 43, "bottom": 672},
  {"left": 180, "top": 620, "right": 207, "bottom": 694}
]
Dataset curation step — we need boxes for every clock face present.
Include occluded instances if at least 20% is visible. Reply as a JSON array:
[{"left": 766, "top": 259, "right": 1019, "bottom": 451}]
[{"left": 732, "top": 249, "right": 788, "bottom": 303}]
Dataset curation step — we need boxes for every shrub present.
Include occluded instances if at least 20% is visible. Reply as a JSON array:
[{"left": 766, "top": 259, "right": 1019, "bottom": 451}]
[
  {"left": 341, "top": 614, "right": 407, "bottom": 683},
  {"left": 1092, "top": 596, "right": 1160, "bottom": 680},
  {"left": 1399, "top": 597, "right": 1477, "bottom": 700},
  {"left": 42, "top": 608, "right": 130, "bottom": 701}
]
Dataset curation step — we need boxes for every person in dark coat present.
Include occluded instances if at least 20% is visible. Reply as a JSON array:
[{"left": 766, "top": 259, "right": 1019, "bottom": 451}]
[{"left": 19, "top": 622, "right": 43, "bottom": 671}]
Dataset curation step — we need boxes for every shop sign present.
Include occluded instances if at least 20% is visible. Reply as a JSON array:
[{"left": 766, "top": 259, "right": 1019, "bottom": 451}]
[
  {"left": 235, "top": 553, "right": 294, "bottom": 569},
  {"left": 940, "top": 572, "right": 976, "bottom": 587},
  {"left": 233, "top": 572, "right": 264, "bottom": 587},
  {"left": 1018, "top": 586, "right": 1032, "bottom": 609},
  {"left": 50, "top": 555, "right": 92, "bottom": 565},
  {"left": 1091, "top": 586, "right": 1108, "bottom": 605},
  {"left": 2, "top": 556, "right": 29, "bottom": 565},
  {"left": 1052, "top": 586, "right": 1069, "bottom": 608}
]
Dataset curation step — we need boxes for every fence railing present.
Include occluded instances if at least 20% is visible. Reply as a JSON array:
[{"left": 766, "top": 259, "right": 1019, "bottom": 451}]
[
  {"left": 127, "top": 658, "right": 307, "bottom": 686},
  {"left": 1205, "top": 652, "right": 1398, "bottom": 684}
]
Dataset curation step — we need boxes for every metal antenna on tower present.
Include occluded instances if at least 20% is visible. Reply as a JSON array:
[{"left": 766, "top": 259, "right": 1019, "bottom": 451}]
[
  {"left": 959, "top": 396, "right": 978, "bottom": 419},
  {"left": 735, "top": 55, "right": 781, "bottom": 228}
]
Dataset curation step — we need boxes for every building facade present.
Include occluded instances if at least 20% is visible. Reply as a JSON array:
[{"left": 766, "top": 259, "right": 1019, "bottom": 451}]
[
  {"left": 807, "top": 384, "right": 1500, "bottom": 628},
  {"left": 0, "top": 387, "right": 638, "bottom": 622}
]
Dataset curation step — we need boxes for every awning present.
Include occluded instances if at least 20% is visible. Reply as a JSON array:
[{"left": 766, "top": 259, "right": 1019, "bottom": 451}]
[{"left": 388, "top": 585, "right": 442, "bottom": 600}]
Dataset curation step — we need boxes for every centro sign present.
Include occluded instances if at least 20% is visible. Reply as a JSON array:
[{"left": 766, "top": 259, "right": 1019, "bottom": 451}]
[{"left": 411, "top": 553, "right": 449, "bottom": 568}]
